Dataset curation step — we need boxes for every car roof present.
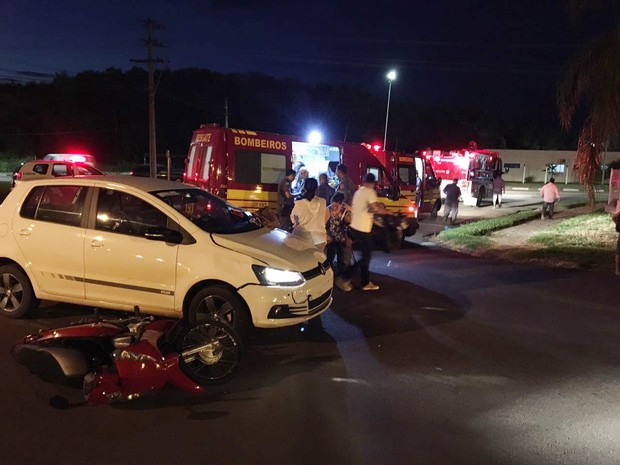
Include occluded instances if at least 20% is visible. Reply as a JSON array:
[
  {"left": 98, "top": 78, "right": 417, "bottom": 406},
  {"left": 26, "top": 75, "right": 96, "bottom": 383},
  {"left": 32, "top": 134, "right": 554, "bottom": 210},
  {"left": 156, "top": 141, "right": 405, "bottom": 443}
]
[
  {"left": 21, "top": 159, "right": 91, "bottom": 166},
  {"left": 18, "top": 175, "right": 192, "bottom": 192}
]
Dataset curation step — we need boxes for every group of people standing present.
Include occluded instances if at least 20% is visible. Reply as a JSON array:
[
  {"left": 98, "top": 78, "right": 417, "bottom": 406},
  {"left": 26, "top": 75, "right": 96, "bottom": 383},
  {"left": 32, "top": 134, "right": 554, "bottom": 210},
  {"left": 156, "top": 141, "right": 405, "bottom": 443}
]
[{"left": 277, "top": 164, "right": 392, "bottom": 291}]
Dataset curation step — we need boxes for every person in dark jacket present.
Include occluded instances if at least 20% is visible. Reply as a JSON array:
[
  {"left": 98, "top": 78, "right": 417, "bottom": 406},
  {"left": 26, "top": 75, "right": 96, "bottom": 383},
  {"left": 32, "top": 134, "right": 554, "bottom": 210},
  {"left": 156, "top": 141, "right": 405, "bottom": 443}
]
[
  {"left": 443, "top": 178, "right": 461, "bottom": 225},
  {"left": 277, "top": 169, "right": 296, "bottom": 231},
  {"left": 316, "top": 173, "right": 335, "bottom": 202}
]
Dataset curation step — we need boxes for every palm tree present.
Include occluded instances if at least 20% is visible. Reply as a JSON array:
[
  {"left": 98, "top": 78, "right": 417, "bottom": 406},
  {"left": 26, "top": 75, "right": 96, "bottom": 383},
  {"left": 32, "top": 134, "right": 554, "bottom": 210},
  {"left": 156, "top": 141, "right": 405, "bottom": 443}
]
[{"left": 557, "top": 1, "right": 620, "bottom": 208}]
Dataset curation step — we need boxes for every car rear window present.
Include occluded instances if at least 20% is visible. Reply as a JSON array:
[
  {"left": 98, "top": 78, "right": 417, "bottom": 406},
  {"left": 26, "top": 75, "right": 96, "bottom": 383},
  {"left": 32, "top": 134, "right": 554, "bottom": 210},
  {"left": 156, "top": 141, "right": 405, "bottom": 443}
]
[{"left": 21, "top": 185, "right": 88, "bottom": 227}]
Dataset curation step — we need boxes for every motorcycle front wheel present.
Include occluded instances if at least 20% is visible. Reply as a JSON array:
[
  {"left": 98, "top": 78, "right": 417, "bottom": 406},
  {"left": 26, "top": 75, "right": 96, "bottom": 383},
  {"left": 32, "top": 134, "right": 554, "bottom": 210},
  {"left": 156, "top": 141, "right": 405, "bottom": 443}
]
[{"left": 177, "top": 320, "right": 242, "bottom": 385}]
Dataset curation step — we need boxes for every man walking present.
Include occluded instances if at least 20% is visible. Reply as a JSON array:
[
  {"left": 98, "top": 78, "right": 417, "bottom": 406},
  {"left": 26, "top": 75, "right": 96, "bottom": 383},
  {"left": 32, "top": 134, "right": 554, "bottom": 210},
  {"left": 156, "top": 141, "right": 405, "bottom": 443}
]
[
  {"left": 347, "top": 173, "right": 394, "bottom": 291},
  {"left": 613, "top": 207, "right": 620, "bottom": 276},
  {"left": 443, "top": 178, "right": 461, "bottom": 225},
  {"left": 540, "top": 177, "right": 561, "bottom": 220}
]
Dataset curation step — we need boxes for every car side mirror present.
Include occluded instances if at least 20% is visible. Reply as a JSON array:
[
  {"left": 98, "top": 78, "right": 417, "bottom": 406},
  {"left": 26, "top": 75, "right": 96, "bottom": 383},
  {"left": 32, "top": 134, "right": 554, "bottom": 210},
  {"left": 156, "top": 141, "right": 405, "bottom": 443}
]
[{"left": 144, "top": 227, "right": 183, "bottom": 244}]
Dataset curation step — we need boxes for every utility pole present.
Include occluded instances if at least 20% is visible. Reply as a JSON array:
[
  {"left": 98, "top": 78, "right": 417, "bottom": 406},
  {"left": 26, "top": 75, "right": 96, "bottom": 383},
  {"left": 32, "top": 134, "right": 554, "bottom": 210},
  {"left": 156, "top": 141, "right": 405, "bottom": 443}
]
[
  {"left": 224, "top": 97, "right": 229, "bottom": 128},
  {"left": 131, "top": 19, "right": 167, "bottom": 179}
]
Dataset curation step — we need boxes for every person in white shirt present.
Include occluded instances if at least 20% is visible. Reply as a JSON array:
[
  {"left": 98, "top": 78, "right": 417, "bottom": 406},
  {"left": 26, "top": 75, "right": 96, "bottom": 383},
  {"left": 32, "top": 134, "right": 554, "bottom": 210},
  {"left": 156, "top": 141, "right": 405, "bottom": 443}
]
[
  {"left": 346, "top": 173, "right": 394, "bottom": 291},
  {"left": 540, "top": 178, "right": 561, "bottom": 219},
  {"left": 290, "top": 177, "right": 328, "bottom": 249}
]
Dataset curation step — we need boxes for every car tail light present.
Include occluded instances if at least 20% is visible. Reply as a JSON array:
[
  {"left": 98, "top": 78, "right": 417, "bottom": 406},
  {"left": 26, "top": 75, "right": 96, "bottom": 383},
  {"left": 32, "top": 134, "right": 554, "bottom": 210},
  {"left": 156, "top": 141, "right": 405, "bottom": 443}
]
[{"left": 13, "top": 172, "right": 22, "bottom": 180}]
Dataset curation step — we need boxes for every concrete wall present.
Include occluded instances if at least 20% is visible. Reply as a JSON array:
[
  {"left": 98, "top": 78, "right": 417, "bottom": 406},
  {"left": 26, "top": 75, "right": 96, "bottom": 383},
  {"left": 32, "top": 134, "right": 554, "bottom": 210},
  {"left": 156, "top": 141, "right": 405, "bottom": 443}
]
[{"left": 491, "top": 149, "right": 620, "bottom": 183}]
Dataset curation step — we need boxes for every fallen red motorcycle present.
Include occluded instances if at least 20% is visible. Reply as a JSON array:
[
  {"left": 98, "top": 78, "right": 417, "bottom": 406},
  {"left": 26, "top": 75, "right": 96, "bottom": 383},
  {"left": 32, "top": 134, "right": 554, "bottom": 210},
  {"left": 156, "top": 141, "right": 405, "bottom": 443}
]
[{"left": 13, "top": 307, "right": 242, "bottom": 405}]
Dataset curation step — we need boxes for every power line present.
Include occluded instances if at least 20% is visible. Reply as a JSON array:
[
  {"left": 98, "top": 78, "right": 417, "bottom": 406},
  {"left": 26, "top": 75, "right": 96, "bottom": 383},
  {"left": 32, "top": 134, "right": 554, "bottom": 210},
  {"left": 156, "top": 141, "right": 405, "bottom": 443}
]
[{"left": 0, "top": 128, "right": 119, "bottom": 136}]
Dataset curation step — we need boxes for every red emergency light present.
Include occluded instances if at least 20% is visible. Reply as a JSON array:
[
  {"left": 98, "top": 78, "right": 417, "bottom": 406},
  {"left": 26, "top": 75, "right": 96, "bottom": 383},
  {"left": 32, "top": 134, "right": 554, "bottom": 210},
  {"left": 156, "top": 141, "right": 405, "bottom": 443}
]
[
  {"left": 363, "top": 142, "right": 382, "bottom": 152},
  {"left": 68, "top": 154, "right": 87, "bottom": 163}
]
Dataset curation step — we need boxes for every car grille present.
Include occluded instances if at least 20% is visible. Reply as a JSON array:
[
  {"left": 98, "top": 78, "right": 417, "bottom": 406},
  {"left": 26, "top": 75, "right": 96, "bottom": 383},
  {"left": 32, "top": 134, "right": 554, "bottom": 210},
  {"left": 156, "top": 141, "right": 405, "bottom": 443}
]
[
  {"left": 302, "top": 260, "right": 331, "bottom": 280},
  {"left": 309, "top": 290, "right": 331, "bottom": 312}
]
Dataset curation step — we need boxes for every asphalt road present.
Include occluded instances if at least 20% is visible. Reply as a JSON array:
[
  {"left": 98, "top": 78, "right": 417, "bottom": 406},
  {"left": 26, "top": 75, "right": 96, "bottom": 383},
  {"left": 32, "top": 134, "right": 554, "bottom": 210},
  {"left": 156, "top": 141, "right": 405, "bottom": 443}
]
[{"left": 2, "top": 240, "right": 618, "bottom": 465}]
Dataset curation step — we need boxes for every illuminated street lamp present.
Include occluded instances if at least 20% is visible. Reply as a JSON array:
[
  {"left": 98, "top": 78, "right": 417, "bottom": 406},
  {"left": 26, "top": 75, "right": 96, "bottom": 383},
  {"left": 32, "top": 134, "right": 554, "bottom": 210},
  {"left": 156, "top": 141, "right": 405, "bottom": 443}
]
[{"left": 383, "top": 70, "right": 397, "bottom": 151}]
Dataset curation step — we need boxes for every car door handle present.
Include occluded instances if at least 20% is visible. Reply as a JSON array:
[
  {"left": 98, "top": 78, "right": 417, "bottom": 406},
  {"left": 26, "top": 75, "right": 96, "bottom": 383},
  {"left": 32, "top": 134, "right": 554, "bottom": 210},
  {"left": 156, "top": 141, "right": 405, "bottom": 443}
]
[
  {"left": 90, "top": 240, "right": 104, "bottom": 248},
  {"left": 19, "top": 229, "right": 31, "bottom": 237}
]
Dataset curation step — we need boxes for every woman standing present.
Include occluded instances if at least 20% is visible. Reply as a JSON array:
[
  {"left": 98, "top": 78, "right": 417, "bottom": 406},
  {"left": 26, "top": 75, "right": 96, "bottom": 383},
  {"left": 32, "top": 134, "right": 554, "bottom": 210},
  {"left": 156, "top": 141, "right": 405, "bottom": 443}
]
[{"left": 291, "top": 178, "right": 328, "bottom": 249}]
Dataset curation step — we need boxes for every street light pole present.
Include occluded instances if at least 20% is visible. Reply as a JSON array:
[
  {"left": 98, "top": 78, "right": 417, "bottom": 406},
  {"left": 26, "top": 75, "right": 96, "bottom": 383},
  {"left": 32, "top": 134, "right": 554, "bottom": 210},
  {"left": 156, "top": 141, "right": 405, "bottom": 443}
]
[{"left": 383, "top": 70, "right": 396, "bottom": 151}]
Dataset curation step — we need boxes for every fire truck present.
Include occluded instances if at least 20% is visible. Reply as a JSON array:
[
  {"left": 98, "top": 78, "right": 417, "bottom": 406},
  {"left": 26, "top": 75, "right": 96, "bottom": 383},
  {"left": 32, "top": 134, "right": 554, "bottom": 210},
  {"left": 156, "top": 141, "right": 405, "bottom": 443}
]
[
  {"left": 183, "top": 124, "right": 420, "bottom": 247},
  {"left": 365, "top": 144, "right": 442, "bottom": 217},
  {"left": 425, "top": 147, "right": 504, "bottom": 207}
]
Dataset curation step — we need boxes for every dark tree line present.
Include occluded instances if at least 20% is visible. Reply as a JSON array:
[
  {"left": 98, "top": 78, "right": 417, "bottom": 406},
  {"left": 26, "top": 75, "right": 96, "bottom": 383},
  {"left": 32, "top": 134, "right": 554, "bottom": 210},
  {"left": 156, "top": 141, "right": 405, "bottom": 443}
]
[{"left": 0, "top": 67, "right": 581, "bottom": 164}]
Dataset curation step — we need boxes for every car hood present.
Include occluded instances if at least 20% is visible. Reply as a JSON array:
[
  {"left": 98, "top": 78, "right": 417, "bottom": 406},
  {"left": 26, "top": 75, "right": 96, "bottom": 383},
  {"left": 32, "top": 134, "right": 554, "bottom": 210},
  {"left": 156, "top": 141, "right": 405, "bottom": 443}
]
[{"left": 210, "top": 228, "right": 326, "bottom": 272}]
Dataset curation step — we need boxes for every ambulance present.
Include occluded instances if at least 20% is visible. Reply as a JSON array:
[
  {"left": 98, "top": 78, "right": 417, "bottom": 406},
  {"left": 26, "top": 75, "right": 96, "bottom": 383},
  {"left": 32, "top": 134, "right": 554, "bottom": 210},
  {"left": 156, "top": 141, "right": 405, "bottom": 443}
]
[
  {"left": 183, "top": 124, "right": 419, "bottom": 246},
  {"left": 364, "top": 144, "right": 442, "bottom": 218}
]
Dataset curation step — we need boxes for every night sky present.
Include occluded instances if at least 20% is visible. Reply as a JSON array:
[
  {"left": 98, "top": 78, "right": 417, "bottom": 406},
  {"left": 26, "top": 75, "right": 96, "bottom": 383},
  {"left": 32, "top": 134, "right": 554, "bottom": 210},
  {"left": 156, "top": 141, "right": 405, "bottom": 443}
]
[{"left": 0, "top": 0, "right": 605, "bottom": 119}]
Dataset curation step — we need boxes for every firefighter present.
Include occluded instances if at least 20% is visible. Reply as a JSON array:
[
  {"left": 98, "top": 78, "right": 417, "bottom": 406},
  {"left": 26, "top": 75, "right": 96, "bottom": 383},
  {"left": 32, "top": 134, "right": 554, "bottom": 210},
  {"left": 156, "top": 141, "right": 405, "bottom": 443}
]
[
  {"left": 333, "top": 164, "right": 356, "bottom": 205},
  {"left": 277, "top": 168, "right": 296, "bottom": 231}
]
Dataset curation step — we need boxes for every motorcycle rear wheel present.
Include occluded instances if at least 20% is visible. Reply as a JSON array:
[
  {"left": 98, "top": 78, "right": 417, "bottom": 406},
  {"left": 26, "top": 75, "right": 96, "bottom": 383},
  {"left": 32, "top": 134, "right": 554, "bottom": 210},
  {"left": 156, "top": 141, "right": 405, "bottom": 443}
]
[{"left": 178, "top": 320, "right": 242, "bottom": 385}]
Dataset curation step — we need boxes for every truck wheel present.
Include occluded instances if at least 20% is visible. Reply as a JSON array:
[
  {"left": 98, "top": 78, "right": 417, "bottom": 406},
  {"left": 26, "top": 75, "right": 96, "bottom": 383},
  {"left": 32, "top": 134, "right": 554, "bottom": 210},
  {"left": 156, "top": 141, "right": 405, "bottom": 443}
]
[
  {"left": 188, "top": 285, "right": 251, "bottom": 336},
  {"left": 476, "top": 188, "right": 485, "bottom": 207},
  {"left": 0, "top": 265, "right": 39, "bottom": 318},
  {"left": 430, "top": 200, "right": 441, "bottom": 218}
]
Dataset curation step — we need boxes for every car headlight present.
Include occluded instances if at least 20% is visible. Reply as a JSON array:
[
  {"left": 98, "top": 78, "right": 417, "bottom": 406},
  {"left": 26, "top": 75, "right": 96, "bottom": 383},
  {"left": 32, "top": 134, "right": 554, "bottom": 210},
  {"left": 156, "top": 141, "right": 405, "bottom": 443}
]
[{"left": 252, "top": 265, "right": 305, "bottom": 287}]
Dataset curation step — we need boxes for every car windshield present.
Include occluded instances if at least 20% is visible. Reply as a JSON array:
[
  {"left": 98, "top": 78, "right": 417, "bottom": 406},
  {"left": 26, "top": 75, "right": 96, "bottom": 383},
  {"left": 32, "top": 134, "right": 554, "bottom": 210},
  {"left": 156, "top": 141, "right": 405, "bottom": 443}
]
[{"left": 151, "top": 188, "right": 262, "bottom": 234}]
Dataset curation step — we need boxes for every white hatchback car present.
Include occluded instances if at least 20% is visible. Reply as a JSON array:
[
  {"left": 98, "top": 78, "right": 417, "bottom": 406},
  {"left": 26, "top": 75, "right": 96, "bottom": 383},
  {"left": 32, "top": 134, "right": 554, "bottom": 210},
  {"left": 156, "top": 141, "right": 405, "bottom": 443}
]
[{"left": 0, "top": 177, "right": 333, "bottom": 331}]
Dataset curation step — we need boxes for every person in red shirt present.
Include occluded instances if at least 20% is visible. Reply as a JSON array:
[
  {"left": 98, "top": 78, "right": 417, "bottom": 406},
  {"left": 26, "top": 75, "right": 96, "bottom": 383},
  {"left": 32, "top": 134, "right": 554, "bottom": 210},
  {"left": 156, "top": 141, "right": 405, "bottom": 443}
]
[{"left": 613, "top": 208, "right": 620, "bottom": 276}]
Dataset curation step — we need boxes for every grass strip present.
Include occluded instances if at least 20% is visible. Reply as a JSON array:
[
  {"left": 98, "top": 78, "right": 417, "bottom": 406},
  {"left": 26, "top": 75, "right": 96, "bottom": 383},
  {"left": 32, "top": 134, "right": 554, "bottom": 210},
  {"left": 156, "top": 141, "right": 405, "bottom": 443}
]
[
  {"left": 440, "top": 201, "right": 588, "bottom": 240},
  {"left": 439, "top": 209, "right": 542, "bottom": 240},
  {"left": 527, "top": 213, "right": 617, "bottom": 249},
  {"left": 515, "top": 212, "right": 617, "bottom": 269}
]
